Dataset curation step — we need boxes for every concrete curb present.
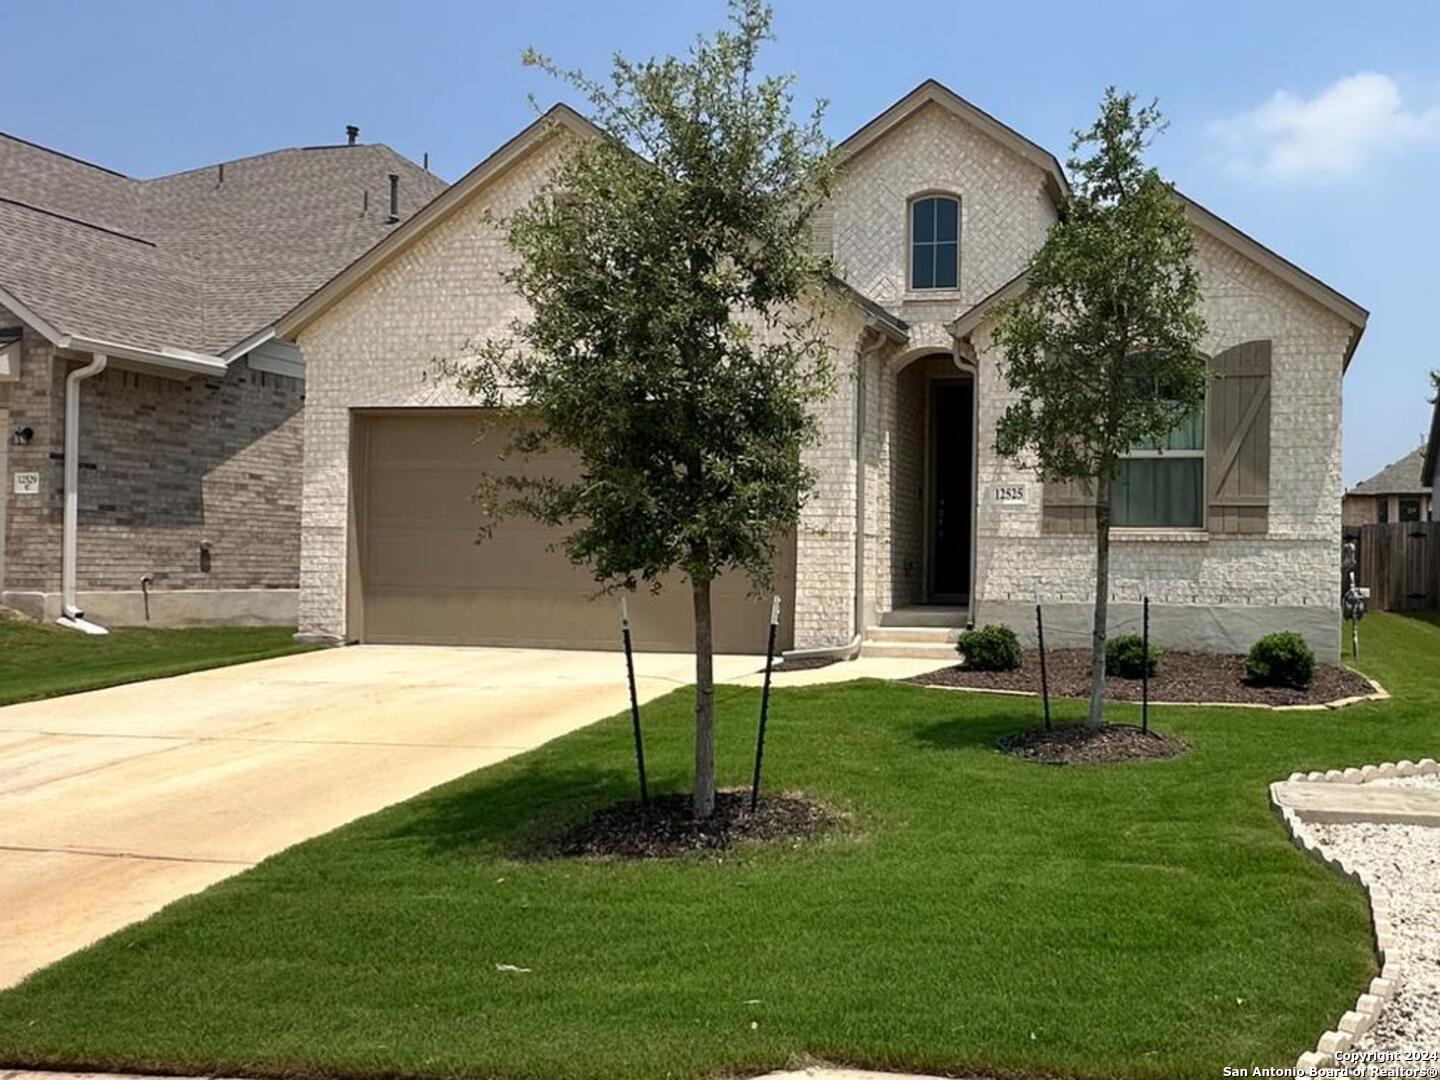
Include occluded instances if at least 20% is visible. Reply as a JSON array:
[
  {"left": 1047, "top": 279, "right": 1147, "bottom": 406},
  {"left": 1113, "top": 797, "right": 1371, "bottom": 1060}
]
[
  {"left": 1269, "top": 757, "right": 1439, "bottom": 1072},
  {"left": 918, "top": 672, "right": 1389, "bottom": 712}
]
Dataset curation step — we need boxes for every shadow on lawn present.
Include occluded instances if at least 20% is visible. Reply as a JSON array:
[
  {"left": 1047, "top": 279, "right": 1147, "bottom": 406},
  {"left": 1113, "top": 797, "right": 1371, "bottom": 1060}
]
[
  {"left": 382, "top": 761, "right": 643, "bottom": 859},
  {"left": 913, "top": 708, "right": 1042, "bottom": 752}
]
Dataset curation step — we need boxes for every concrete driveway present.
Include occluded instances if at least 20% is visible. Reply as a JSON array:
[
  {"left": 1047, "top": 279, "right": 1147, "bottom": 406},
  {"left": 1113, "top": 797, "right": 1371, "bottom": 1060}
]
[{"left": 0, "top": 645, "right": 763, "bottom": 989}]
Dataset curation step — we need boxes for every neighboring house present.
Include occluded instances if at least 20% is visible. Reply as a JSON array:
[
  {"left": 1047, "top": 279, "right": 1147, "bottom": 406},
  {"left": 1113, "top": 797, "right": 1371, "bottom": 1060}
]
[
  {"left": 1425, "top": 398, "right": 1440, "bottom": 521},
  {"left": 276, "top": 81, "right": 1366, "bottom": 661},
  {"left": 1344, "top": 445, "right": 1431, "bottom": 526},
  {"left": 0, "top": 129, "right": 444, "bottom": 627}
]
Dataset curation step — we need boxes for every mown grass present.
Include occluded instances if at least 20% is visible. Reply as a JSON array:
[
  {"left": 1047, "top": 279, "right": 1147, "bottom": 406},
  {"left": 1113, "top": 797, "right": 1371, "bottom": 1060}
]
[
  {"left": 0, "top": 613, "right": 1434, "bottom": 1080},
  {"left": 0, "top": 618, "right": 313, "bottom": 706}
]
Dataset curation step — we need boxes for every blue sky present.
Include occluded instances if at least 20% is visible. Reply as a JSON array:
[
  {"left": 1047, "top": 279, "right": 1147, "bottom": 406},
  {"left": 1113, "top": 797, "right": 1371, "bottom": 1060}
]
[{"left": 4, "top": 0, "right": 1435, "bottom": 485}]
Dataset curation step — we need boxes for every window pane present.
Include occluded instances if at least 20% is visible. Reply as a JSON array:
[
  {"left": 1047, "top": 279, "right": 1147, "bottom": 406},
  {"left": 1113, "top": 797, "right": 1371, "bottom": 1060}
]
[
  {"left": 912, "top": 198, "right": 935, "bottom": 243},
  {"left": 912, "top": 242, "right": 934, "bottom": 289},
  {"left": 933, "top": 241, "right": 958, "bottom": 288},
  {"left": 1114, "top": 458, "right": 1203, "bottom": 528},
  {"left": 934, "top": 197, "right": 958, "bottom": 241},
  {"left": 1164, "top": 407, "right": 1205, "bottom": 451},
  {"left": 1378, "top": 499, "right": 1389, "bottom": 523},
  {"left": 1400, "top": 498, "right": 1421, "bottom": 522}
]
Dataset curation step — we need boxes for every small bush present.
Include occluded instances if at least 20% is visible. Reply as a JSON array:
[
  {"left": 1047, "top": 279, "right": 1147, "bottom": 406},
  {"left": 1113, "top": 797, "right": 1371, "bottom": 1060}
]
[
  {"left": 1105, "top": 634, "right": 1160, "bottom": 678},
  {"left": 1246, "top": 632, "right": 1316, "bottom": 689},
  {"left": 957, "top": 624, "right": 1023, "bottom": 672}
]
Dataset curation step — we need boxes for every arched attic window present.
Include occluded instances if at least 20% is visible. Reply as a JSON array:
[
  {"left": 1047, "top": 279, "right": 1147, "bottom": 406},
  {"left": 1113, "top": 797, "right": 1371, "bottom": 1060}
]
[{"left": 909, "top": 194, "right": 959, "bottom": 290}]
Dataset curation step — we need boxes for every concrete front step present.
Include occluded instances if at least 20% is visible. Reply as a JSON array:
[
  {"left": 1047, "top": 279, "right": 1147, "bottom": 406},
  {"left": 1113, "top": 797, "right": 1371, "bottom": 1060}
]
[
  {"left": 877, "top": 605, "right": 970, "bottom": 628},
  {"left": 864, "top": 625, "right": 963, "bottom": 644},
  {"left": 858, "top": 640, "right": 961, "bottom": 661}
]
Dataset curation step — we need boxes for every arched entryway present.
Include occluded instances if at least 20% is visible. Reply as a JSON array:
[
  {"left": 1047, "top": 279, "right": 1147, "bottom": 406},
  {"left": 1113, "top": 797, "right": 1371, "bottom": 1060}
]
[{"left": 890, "top": 352, "right": 975, "bottom": 612}]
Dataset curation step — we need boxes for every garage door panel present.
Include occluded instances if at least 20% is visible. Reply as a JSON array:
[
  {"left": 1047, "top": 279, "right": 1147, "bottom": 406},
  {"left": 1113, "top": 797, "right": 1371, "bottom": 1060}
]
[{"left": 354, "top": 412, "right": 794, "bottom": 653}]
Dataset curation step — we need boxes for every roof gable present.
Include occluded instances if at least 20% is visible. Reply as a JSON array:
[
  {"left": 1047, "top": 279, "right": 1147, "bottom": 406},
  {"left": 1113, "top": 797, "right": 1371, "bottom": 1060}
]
[
  {"left": 275, "top": 105, "right": 600, "bottom": 341},
  {"left": 0, "top": 131, "right": 444, "bottom": 366},
  {"left": 836, "top": 79, "right": 1069, "bottom": 209},
  {"left": 1352, "top": 444, "right": 1430, "bottom": 496}
]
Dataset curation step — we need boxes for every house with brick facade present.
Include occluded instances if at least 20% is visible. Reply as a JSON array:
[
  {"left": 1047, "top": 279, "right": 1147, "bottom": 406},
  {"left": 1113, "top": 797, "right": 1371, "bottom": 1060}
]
[
  {"left": 276, "top": 81, "right": 1366, "bottom": 661},
  {"left": 1344, "top": 445, "right": 1431, "bottom": 527},
  {"left": 0, "top": 129, "right": 443, "bottom": 628}
]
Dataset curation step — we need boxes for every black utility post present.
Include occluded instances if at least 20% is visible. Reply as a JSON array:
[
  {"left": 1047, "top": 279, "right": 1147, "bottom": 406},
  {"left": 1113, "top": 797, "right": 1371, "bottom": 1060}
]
[
  {"left": 750, "top": 596, "right": 781, "bottom": 811},
  {"left": 620, "top": 597, "right": 648, "bottom": 804},
  {"left": 1035, "top": 603, "right": 1052, "bottom": 732},
  {"left": 1141, "top": 595, "right": 1151, "bottom": 735}
]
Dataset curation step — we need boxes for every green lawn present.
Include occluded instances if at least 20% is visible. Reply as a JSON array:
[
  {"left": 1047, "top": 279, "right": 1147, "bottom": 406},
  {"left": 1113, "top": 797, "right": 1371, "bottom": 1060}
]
[
  {"left": 0, "top": 614, "right": 1435, "bottom": 1080},
  {"left": 0, "top": 618, "right": 314, "bottom": 706}
]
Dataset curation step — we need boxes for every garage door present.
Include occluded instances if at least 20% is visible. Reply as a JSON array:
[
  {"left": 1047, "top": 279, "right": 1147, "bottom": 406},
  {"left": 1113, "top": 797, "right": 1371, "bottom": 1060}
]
[{"left": 352, "top": 411, "right": 795, "bottom": 652}]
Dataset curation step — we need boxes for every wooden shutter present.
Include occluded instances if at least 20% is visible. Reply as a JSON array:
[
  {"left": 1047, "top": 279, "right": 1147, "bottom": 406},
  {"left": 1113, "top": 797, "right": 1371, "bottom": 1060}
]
[
  {"left": 1206, "top": 340, "right": 1272, "bottom": 534},
  {"left": 1042, "top": 476, "right": 1097, "bottom": 534}
]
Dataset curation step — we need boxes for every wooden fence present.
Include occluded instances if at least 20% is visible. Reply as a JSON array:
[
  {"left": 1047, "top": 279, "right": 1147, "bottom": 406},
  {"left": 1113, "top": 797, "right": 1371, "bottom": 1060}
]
[{"left": 1345, "top": 521, "right": 1440, "bottom": 611}]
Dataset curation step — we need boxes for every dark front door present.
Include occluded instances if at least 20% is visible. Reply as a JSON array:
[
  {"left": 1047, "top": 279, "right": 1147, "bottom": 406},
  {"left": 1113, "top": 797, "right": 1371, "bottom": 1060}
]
[{"left": 931, "top": 381, "right": 973, "bottom": 599}]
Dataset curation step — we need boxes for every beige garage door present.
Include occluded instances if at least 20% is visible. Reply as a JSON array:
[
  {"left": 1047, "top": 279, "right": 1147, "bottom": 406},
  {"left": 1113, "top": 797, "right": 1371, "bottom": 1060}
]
[{"left": 352, "top": 411, "right": 795, "bottom": 652}]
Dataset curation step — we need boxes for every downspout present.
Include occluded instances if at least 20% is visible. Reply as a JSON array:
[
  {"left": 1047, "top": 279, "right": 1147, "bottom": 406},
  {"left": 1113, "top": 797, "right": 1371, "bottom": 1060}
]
[
  {"left": 58, "top": 352, "right": 109, "bottom": 635},
  {"left": 779, "top": 325, "right": 890, "bottom": 665},
  {"left": 854, "top": 328, "right": 888, "bottom": 641}
]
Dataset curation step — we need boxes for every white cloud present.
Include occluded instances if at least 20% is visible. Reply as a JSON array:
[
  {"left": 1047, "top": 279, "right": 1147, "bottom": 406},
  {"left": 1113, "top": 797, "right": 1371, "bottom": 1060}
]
[{"left": 1209, "top": 72, "right": 1440, "bottom": 181}]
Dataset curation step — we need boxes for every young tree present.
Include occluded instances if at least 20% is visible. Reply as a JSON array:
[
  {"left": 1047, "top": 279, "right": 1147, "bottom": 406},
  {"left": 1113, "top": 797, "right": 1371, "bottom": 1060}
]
[
  {"left": 454, "top": 0, "right": 837, "bottom": 818},
  {"left": 992, "top": 90, "right": 1207, "bottom": 729}
]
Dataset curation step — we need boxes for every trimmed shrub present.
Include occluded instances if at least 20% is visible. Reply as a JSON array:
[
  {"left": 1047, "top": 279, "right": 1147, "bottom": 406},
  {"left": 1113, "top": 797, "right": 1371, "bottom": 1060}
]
[
  {"left": 1246, "top": 631, "right": 1316, "bottom": 689},
  {"left": 957, "top": 624, "right": 1023, "bottom": 672},
  {"left": 1105, "top": 634, "right": 1160, "bottom": 678}
]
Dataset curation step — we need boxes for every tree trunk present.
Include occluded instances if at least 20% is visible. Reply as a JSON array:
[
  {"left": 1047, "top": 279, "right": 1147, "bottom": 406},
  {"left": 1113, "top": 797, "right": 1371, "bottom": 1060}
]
[
  {"left": 1087, "top": 470, "right": 1113, "bottom": 729},
  {"left": 692, "top": 574, "right": 716, "bottom": 819}
]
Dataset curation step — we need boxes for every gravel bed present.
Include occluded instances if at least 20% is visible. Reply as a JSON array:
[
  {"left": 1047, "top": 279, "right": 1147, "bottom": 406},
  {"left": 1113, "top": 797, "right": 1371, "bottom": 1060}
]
[{"left": 1309, "top": 810, "right": 1440, "bottom": 1055}]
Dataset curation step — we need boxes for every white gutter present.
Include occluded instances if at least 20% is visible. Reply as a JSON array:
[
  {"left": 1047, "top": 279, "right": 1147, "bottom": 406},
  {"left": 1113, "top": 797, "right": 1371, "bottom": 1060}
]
[
  {"left": 57, "top": 335, "right": 227, "bottom": 376},
  {"left": 58, "top": 352, "right": 109, "bottom": 635}
]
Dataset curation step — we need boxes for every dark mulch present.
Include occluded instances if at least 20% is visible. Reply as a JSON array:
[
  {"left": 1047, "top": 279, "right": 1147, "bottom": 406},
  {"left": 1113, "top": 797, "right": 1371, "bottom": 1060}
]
[
  {"left": 777, "top": 654, "right": 843, "bottom": 672},
  {"left": 548, "top": 790, "right": 841, "bottom": 860},
  {"left": 999, "top": 723, "right": 1188, "bottom": 765},
  {"left": 909, "top": 648, "right": 1376, "bottom": 706}
]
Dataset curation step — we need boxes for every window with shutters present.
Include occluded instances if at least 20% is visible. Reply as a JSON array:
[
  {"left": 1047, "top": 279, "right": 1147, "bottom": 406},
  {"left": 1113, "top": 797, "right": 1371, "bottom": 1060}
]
[
  {"left": 909, "top": 195, "right": 959, "bottom": 291},
  {"left": 1113, "top": 397, "right": 1206, "bottom": 529}
]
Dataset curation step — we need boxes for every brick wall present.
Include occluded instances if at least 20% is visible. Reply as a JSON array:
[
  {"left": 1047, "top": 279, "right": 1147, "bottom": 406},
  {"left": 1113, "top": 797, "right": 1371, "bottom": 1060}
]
[
  {"left": 1, "top": 301, "right": 302, "bottom": 601},
  {"left": 972, "top": 229, "right": 1352, "bottom": 651}
]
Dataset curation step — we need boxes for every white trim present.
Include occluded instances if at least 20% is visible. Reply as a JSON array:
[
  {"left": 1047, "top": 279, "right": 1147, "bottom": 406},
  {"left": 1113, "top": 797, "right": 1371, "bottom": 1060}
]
[
  {"left": 223, "top": 325, "right": 276, "bottom": 362},
  {"left": 246, "top": 339, "right": 305, "bottom": 380},
  {"left": 0, "top": 285, "right": 64, "bottom": 345},
  {"left": 55, "top": 335, "right": 227, "bottom": 376}
]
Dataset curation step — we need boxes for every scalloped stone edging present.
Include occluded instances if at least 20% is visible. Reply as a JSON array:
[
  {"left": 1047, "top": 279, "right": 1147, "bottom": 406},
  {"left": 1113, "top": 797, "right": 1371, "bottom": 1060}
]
[
  {"left": 1270, "top": 757, "right": 1440, "bottom": 1071},
  {"left": 919, "top": 673, "right": 1389, "bottom": 711}
]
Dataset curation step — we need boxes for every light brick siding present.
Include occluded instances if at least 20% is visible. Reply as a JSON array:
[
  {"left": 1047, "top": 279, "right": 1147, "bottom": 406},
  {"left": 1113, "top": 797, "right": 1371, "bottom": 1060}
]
[
  {"left": 972, "top": 229, "right": 1351, "bottom": 657},
  {"left": 294, "top": 96, "right": 1353, "bottom": 659},
  {"left": 825, "top": 100, "right": 1058, "bottom": 316},
  {"left": 1, "top": 302, "right": 302, "bottom": 608}
]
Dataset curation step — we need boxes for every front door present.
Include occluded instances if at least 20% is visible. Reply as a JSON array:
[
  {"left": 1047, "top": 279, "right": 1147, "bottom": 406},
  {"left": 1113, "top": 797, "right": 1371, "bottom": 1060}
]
[{"left": 930, "top": 381, "right": 972, "bottom": 600}]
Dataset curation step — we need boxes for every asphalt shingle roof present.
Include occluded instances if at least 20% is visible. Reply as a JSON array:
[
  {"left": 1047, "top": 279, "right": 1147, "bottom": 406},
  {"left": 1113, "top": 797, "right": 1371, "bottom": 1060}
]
[
  {"left": 1349, "top": 444, "right": 1431, "bottom": 496},
  {"left": 0, "top": 133, "right": 446, "bottom": 356}
]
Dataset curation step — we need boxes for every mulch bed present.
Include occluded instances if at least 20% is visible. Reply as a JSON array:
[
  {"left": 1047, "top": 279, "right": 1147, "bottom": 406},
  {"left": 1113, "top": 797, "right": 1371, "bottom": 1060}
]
[
  {"left": 909, "top": 648, "right": 1376, "bottom": 707},
  {"left": 776, "top": 655, "right": 843, "bottom": 673},
  {"left": 999, "top": 723, "right": 1188, "bottom": 765},
  {"left": 549, "top": 790, "right": 841, "bottom": 860}
]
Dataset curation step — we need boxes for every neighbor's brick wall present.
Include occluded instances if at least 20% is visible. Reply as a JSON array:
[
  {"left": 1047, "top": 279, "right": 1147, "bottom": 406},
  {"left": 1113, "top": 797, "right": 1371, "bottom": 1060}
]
[
  {"left": 0, "top": 309, "right": 64, "bottom": 594},
  {"left": 0, "top": 303, "right": 302, "bottom": 598},
  {"left": 1342, "top": 494, "right": 1378, "bottom": 527},
  {"left": 972, "top": 228, "right": 1351, "bottom": 620}
]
